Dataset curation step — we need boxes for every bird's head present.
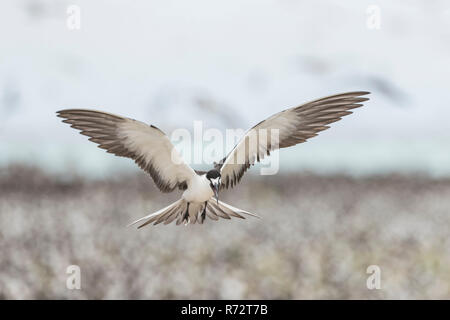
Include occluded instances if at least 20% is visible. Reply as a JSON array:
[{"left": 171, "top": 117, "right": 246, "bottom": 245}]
[{"left": 206, "top": 169, "right": 221, "bottom": 204}]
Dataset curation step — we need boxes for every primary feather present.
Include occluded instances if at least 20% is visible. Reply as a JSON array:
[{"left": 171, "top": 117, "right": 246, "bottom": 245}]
[
  {"left": 56, "top": 109, "right": 196, "bottom": 193},
  {"left": 216, "top": 91, "right": 370, "bottom": 189}
]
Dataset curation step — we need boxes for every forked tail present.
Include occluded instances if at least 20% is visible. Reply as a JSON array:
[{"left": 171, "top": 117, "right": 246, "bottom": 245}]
[{"left": 128, "top": 199, "right": 260, "bottom": 228}]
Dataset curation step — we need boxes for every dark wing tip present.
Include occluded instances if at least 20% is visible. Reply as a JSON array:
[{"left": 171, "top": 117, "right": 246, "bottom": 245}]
[
  {"left": 56, "top": 108, "right": 82, "bottom": 115},
  {"left": 344, "top": 91, "right": 370, "bottom": 97},
  {"left": 351, "top": 91, "right": 371, "bottom": 103},
  {"left": 56, "top": 109, "right": 66, "bottom": 117},
  {"left": 56, "top": 109, "right": 83, "bottom": 118}
]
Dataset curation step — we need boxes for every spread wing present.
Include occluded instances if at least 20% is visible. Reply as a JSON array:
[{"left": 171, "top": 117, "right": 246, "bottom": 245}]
[
  {"left": 57, "top": 109, "right": 196, "bottom": 192},
  {"left": 216, "top": 91, "right": 370, "bottom": 189}
]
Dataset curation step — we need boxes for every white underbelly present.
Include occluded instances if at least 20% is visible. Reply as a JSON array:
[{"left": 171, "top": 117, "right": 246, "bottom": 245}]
[{"left": 182, "top": 175, "right": 214, "bottom": 203}]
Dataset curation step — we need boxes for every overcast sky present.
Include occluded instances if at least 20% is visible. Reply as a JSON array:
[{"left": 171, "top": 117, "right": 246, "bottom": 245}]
[{"left": 1, "top": 0, "right": 450, "bottom": 177}]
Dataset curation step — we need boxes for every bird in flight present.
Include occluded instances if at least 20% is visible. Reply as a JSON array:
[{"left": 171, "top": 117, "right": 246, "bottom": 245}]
[{"left": 57, "top": 91, "right": 369, "bottom": 228}]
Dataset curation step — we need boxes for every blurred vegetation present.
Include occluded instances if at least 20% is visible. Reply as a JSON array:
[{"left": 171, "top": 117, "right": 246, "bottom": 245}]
[{"left": 0, "top": 165, "right": 449, "bottom": 299}]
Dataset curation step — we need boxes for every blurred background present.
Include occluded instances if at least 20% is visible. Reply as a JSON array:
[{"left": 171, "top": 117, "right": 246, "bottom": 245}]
[{"left": 1, "top": 0, "right": 449, "bottom": 299}]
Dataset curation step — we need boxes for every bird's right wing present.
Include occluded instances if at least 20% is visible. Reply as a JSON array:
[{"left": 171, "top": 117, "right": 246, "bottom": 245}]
[
  {"left": 57, "top": 109, "right": 196, "bottom": 192},
  {"left": 216, "top": 91, "right": 370, "bottom": 189}
]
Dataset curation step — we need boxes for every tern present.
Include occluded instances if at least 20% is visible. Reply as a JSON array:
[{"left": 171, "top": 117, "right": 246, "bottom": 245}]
[{"left": 57, "top": 91, "right": 369, "bottom": 228}]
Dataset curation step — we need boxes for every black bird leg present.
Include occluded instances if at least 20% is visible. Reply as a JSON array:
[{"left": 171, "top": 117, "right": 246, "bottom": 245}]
[
  {"left": 200, "top": 201, "right": 207, "bottom": 223},
  {"left": 183, "top": 202, "right": 190, "bottom": 224}
]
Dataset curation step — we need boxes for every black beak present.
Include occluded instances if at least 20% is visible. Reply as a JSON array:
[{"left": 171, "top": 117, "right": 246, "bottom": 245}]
[{"left": 213, "top": 184, "right": 219, "bottom": 204}]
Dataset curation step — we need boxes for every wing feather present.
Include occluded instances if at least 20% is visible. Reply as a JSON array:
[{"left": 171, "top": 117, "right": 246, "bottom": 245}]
[
  {"left": 217, "top": 91, "right": 370, "bottom": 189},
  {"left": 57, "top": 109, "right": 196, "bottom": 192}
]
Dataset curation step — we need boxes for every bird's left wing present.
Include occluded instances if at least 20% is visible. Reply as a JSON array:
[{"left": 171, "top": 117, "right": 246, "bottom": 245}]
[
  {"left": 216, "top": 91, "right": 370, "bottom": 189},
  {"left": 57, "top": 109, "right": 196, "bottom": 192}
]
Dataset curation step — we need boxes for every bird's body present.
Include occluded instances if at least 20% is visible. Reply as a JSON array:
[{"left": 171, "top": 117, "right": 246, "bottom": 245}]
[
  {"left": 182, "top": 174, "right": 213, "bottom": 203},
  {"left": 57, "top": 91, "right": 370, "bottom": 228}
]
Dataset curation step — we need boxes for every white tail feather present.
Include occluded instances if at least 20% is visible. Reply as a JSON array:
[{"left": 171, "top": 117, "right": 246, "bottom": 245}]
[
  {"left": 127, "top": 199, "right": 183, "bottom": 228},
  {"left": 218, "top": 200, "right": 261, "bottom": 219},
  {"left": 128, "top": 198, "right": 260, "bottom": 228}
]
